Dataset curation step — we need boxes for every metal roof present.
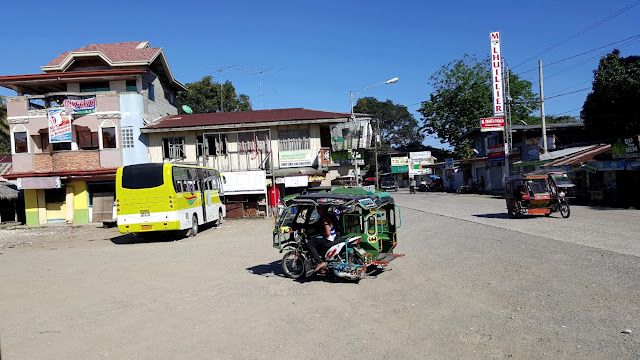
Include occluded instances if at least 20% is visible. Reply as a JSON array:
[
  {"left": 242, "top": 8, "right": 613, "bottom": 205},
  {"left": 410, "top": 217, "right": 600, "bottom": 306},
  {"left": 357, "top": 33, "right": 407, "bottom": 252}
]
[
  {"left": 142, "top": 108, "right": 362, "bottom": 132},
  {"left": 543, "top": 145, "right": 611, "bottom": 167}
]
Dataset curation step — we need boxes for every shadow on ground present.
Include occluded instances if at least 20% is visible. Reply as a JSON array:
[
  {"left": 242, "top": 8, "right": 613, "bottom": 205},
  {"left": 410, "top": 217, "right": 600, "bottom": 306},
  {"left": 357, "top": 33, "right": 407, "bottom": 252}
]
[{"left": 246, "top": 260, "right": 286, "bottom": 278}]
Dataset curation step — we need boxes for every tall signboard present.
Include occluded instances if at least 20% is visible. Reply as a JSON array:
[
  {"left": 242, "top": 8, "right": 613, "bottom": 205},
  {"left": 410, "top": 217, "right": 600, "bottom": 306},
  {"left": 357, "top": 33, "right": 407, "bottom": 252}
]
[{"left": 490, "top": 32, "right": 504, "bottom": 117}]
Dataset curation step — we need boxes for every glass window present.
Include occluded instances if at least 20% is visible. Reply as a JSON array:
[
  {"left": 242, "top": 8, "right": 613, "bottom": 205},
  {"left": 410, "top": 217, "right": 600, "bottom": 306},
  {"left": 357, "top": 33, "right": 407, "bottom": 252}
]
[
  {"left": 148, "top": 83, "right": 155, "bottom": 101},
  {"left": 14, "top": 132, "right": 28, "bottom": 153},
  {"left": 53, "top": 143, "right": 72, "bottom": 151},
  {"left": 122, "top": 128, "right": 134, "bottom": 148},
  {"left": 80, "top": 82, "right": 110, "bottom": 92},
  {"left": 102, "top": 127, "right": 117, "bottom": 149},
  {"left": 164, "top": 90, "right": 175, "bottom": 105},
  {"left": 126, "top": 80, "right": 137, "bottom": 92},
  {"left": 77, "top": 130, "right": 99, "bottom": 150},
  {"left": 122, "top": 164, "right": 165, "bottom": 189}
]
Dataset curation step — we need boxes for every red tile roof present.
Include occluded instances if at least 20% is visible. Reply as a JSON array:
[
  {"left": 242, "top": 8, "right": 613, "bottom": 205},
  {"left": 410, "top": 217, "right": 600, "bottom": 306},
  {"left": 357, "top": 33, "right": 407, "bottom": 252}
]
[
  {"left": 145, "top": 108, "right": 356, "bottom": 130},
  {"left": 44, "top": 41, "right": 161, "bottom": 68}
]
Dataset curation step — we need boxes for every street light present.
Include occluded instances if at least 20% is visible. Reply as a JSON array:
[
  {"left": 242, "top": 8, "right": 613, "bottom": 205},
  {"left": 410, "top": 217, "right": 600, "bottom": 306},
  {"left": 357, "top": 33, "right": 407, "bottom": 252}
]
[{"left": 349, "top": 77, "right": 399, "bottom": 186}]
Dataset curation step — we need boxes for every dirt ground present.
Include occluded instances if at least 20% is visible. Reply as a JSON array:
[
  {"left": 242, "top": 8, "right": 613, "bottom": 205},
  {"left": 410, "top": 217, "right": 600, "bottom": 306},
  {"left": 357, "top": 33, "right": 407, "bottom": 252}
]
[{"left": 1, "top": 194, "right": 639, "bottom": 359}]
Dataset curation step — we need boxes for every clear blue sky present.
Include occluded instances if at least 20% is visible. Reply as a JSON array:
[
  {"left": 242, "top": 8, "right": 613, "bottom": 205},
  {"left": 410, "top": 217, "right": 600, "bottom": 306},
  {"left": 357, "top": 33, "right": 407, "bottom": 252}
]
[{"left": 1, "top": 0, "right": 639, "bottom": 148}]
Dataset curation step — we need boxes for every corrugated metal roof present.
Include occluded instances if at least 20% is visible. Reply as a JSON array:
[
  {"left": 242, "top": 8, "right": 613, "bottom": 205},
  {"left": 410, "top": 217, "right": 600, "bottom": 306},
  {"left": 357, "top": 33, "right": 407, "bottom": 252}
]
[
  {"left": 145, "top": 108, "right": 355, "bottom": 129},
  {"left": 45, "top": 41, "right": 160, "bottom": 68},
  {"left": 539, "top": 145, "right": 596, "bottom": 161},
  {"left": 544, "top": 145, "right": 611, "bottom": 167}
]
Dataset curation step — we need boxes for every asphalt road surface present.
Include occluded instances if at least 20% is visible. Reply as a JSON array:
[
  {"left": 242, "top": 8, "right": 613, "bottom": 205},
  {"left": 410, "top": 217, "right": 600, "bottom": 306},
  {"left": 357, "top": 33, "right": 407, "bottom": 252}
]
[{"left": 1, "top": 191, "right": 639, "bottom": 359}]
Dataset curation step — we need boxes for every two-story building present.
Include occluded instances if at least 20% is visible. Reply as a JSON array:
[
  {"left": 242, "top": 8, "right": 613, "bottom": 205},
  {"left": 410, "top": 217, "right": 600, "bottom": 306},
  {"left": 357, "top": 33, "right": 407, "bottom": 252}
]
[
  {"left": 141, "top": 108, "right": 371, "bottom": 217},
  {"left": 0, "top": 41, "right": 185, "bottom": 225}
]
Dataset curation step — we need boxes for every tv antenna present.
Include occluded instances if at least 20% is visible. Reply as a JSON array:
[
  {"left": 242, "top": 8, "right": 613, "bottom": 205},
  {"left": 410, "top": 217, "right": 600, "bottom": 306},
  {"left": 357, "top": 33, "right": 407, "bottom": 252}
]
[
  {"left": 210, "top": 65, "right": 235, "bottom": 112},
  {"left": 239, "top": 67, "right": 286, "bottom": 109}
]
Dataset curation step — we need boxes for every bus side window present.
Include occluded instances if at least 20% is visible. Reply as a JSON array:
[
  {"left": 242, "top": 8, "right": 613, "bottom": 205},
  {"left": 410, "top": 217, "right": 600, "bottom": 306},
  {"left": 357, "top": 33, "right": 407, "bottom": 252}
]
[{"left": 174, "top": 180, "right": 182, "bottom": 193}]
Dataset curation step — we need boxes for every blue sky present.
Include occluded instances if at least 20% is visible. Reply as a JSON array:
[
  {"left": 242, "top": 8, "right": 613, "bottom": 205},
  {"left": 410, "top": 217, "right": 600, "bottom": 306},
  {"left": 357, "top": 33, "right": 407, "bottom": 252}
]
[{"left": 1, "top": 0, "right": 638, "bottom": 148}]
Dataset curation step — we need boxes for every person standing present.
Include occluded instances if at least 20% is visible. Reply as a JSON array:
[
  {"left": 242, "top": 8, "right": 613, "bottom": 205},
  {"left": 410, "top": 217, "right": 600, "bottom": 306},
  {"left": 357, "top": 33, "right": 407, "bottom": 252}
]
[{"left": 410, "top": 178, "right": 417, "bottom": 194}]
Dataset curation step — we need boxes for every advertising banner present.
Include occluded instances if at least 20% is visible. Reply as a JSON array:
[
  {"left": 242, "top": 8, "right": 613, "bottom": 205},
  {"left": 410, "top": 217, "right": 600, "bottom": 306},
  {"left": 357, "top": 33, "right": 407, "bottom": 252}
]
[
  {"left": 490, "top": 32, "right": 504, "bottom": 116},
  {"left": 279, "top": 149, "right": 314, "bottom": 168},
  {"left": 480, "top": 117, "right": 505, "bottom": 132},
  {"left": 320, "top": 147, "right": 331, "bottom": 165},
  {"left": 487, "top": 144, "right": 506, "bottom": 162},
  {"left": 391, "top": 157, "right": 409, "bottom": 166},
  {"left": 64, "top": 97, "right": 96, "bottom": 114},
  {"left": 410, "top": 151, "right": 431, "bottom": 160},
  {"left": 47, "top": 108, "right": 72, "bottom": 143},
  {"left": 330, "top": 120, "right": 373, "bottom": 151},
  {"left": 221, "top": 171, "right": 267, "bottom": 195},
  {"left": 284, "top": 175, "right": 309, "bottom": 188},
  {"left": 525, "top": 135, "right": 557, "bottom": 150},
  {"left": 409, "top": 152, "right": 434, "bottom": 176},
  {"left": 611, "top": 136, "right": 640, "bottom": 159},
  {"left": 445, "top": 158, "right": 454, "bottom": 169},
  {"left": 521, "top": 145, "right": 540, "bottom": 161}
]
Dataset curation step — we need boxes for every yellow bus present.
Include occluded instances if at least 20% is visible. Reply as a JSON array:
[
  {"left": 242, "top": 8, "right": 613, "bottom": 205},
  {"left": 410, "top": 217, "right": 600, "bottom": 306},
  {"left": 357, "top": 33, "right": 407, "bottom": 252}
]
[{"left": 116, "top": 163, "right": 226, "bottom": 236}]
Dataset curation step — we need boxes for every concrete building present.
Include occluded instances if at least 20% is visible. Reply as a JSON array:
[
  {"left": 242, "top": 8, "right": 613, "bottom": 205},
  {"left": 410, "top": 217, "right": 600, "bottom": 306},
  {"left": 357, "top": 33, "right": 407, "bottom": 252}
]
[
  {"left": 0, "top": 41, "right": 185, "bottom": 225},
  {"left": 142, "top": 108, "right": 371, "bottom": 217}
]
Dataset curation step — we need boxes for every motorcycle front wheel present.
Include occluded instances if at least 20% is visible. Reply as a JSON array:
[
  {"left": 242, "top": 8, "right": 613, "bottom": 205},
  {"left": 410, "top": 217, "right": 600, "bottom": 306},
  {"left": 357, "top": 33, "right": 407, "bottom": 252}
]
[
  {"left": 282, "top": 251, "right": 306, "bottom": 279},
  {"left": 560, "top": 202, "right": 570, "bottom": 218}
]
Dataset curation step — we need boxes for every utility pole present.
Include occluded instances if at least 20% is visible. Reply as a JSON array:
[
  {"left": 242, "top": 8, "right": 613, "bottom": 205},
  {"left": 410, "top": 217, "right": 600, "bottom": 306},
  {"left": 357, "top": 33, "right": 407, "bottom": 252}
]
[
  {"left": 374, "top": 119, "right": 380, "bottom": 186},
  {"left": 538, "top": 60, "right": 548, "bottom": 153}
]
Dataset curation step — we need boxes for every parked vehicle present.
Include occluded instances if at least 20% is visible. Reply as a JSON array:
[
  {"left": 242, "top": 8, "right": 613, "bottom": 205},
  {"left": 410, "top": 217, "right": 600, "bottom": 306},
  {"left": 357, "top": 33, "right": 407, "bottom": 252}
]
[
  {"left": 505, "top": 171, "right": 572, "bottom": 218},
  {"left": 379, "top": 177, "right": 399, "bottom": 191},
  {"left": 273, "top": 187, "right": 403, "bottom": 281},
  {"left": 116, "top": 163, "right": 226, "bottom": 237}
]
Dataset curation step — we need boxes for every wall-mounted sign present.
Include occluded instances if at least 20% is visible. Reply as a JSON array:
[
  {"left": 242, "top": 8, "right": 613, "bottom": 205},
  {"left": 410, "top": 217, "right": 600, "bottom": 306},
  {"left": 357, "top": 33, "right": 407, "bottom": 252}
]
[
  {"left": 445, "top": 158, "right": 454, "bottom": 169},
  {"left": 521, "top": 145, "right": 539, "bottom": 161},
  {"left": 611, "top": 136, "right": 640, "bottom": 159},
  {"left": 64, "top": 97, "right": 96, "bottom": 114},
  {"left": 487, "top": 144, "right": 505, "bottom": 162},
  {"left": 279, "top": 149, "right": 313, "bottom": 168},
  {"left": 490, "top": 32, "right": 504, "bottom": 116},
  {"left": 47, "top": 108, "right": 72, "bottom": 143},
  {"left": 284, "top": 175, "right": 309, "bottom": 188},
  {"left": 391, "top": 157, "right": 409, "bottom": 166},
  {"left": 410, "top": 151, "right": 431, "bottom": 160},
  {"left": 320, "top": 147, "right": 331, "bottom": 165},
  {"left": 525, "top": 135, "right": 557, "bottom": 150},
  {"left": 480, "top": 117, "right": 505, "bottom": 132}
]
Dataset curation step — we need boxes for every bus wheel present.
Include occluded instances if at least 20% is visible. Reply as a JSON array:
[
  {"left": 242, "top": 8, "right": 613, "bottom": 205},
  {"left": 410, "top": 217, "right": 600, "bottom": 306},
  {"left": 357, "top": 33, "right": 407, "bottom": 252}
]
[
  {"left": 190, "top": 214, "right": 198, "bottom": 236},
  {"left": 215, "top": 209, "right": 223, "bottom": 227}
]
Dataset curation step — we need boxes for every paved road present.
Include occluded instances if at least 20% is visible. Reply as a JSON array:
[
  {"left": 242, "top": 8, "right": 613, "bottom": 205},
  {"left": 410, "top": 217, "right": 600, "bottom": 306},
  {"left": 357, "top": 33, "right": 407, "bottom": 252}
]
[{"left": 0, "top": 193, "right": 639, "bottom": 359}]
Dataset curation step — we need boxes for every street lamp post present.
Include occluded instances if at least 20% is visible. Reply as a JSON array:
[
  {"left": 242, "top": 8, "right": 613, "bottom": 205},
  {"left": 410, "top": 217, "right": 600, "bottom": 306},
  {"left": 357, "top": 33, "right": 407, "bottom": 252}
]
[{"left": 349, "top": 77, "right": 398, "bottom": 186}]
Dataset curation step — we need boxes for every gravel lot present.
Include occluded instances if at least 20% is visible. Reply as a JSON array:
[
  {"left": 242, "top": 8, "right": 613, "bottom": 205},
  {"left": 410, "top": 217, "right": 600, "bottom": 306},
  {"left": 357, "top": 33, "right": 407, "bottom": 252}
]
[{"left": 1, "top": 192, "right": 639, "bottom": 359}]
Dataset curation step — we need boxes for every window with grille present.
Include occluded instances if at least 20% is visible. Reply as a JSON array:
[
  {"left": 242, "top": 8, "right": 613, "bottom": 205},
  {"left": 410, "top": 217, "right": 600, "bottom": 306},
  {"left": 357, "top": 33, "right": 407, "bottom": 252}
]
[
  {"left": 278, "top": 129, "right": 310, "bottom": 151},
  {"left": 205, "top": 134, "right": 229, "bottom": 156},
  {"left": 122, "top": 128, "right": 135, "bottom": 148},
  {"left": 162, "top": 137, "right": 185, "bottom": 159}
]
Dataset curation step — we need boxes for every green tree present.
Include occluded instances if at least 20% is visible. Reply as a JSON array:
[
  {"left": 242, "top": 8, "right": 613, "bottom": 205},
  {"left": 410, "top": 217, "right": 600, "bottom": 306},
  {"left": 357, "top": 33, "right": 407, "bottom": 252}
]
[
  {"left": 418, "top": 54, "right": 538, "bottom": 157},
  {"left": 582, "top": 50, "right": 640, "bottom": 139},
  {"left": 177, "top": 76, "right": 252, "bottom": 114},
  {"left": 353, "top": 97, "right": 424, "bottom": 177},
  {"left": 353, "top": 97, "right": 424, "bottom": 150},
  {"left": 0, "top": 96, "right": 10, "bottom": 155}
]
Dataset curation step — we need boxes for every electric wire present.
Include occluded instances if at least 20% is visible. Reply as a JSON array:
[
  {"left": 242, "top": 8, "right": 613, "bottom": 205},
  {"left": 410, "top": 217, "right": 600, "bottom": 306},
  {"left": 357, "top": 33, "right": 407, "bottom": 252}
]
[
  {"left": 515, "top": 34, "right": 640, "bottom": 76},
  {"left": 511, "top": 0, "right": 640, "bottom": 69}
]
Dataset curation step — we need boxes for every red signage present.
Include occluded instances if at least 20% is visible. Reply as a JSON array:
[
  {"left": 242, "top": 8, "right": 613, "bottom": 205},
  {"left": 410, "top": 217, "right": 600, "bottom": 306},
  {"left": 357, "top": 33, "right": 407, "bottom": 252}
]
[
  {"left": 487, "top": 144, "right": 506, "bottom": 162},
  {"left": 480, "top": 117, "right": 505, "bottom": 132}
]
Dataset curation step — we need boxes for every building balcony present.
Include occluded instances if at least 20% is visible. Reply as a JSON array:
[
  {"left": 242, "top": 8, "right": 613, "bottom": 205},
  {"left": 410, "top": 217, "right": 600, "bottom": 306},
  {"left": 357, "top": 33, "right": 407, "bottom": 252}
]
[
  {"left": 6, "top": 91, "right": 120, "bottom": 118},
  {"left": 33, "top": 149, "right": 121, "bottom": 173}
]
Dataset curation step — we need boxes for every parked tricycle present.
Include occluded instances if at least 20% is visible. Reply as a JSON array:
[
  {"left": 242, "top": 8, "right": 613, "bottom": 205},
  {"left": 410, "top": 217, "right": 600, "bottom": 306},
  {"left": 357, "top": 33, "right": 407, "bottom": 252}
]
[{"left": 273, "top": 187, "right": 403, "bottom": 281}]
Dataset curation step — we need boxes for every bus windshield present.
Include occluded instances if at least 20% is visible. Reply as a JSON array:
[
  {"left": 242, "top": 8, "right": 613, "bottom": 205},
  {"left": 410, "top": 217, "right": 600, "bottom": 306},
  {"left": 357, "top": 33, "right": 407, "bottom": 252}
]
[{"left": 121, "top": 164, "right": 165, "bottom": 189}]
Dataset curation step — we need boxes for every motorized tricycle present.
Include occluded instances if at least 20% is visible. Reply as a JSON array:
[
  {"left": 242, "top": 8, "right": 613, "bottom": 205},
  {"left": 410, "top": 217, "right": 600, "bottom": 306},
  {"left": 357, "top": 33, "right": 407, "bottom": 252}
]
[
  {"left": 505, "top": 171, "right": 573, "bottom": 218},
  {"left": 273, "top": 187, "right": 403, "bottom": 281}
]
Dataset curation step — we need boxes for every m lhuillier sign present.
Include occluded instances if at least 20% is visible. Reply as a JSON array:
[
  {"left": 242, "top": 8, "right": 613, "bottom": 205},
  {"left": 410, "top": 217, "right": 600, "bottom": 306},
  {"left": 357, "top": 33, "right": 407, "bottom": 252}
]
[
  {"left": 490, "top": 32, "right": 504, "bottom": 117},
  {"left": 480, "top": 117, "right": 505, "bottom": 132}
]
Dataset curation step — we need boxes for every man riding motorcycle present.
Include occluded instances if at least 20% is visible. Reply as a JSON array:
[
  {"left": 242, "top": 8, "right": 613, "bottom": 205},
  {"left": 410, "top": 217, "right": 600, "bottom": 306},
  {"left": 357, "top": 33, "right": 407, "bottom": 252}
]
[{"left": 306, "top": 206, "right": 338, "bottom": 272}]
